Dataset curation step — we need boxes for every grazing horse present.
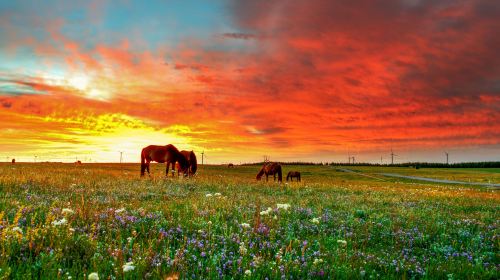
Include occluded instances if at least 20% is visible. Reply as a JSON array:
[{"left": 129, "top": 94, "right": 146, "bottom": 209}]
[
  {"left": 176, "top": 150, "right": 197, "bottom": 177},
  {"left": 286, "top": 171, "right": 301, "bottom": 182},
  {"left": 256, "top": 162, "right": 283, "bottom": 183},
  {"left": 11, "top": 159, "right": 15, "bottom": 164},
  {"left": 228, "top": 163, "right": 234, "bottom": 168},
  {"left": 140, "top": 144, "right": 189, "bottom": 177}
]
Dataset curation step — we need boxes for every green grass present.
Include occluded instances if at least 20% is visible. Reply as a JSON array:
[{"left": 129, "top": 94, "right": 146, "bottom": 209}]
[{"left": 0, "top": 163, "right": 498, "bottom": 279}]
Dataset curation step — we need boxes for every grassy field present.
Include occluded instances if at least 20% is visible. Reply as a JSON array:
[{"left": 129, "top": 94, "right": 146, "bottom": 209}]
[{"left": 0, "top": 163, "right": 498, "bottom": 279}]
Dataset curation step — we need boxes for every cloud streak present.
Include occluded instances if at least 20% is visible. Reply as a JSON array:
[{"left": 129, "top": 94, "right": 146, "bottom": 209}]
[{"left": 0, "top": 0, "right": 499, "bottom": 162}]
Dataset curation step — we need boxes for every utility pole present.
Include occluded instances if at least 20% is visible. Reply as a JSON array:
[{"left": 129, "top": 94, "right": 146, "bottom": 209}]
[
  {"left": 351, "top": 156, "right": 355, "bottom": 164},
  {"left": 119, "top": 151, "right": 123, "bottom": 163},
  {"left": 201, "top": 151, "right": 204, "bottom": 165},
  {"left": 445, "top": 152, "right": 449, "bottom": 165},
  {"left": 380, "top": 156, "right": 383, "bottom": 164}
]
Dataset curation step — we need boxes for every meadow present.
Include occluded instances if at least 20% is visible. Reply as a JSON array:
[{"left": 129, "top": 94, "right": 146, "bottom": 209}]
[{"left": 0, "top": 163, "right": 498, "bottom": 279}]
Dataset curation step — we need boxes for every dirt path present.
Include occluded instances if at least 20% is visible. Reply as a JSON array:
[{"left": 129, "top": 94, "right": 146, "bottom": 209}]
[
  {"left": 379, "top": 172, "right": 500, "bottom": 188},
  {"left": 336, "top": 168, "right": 499, "bottom": 188}
]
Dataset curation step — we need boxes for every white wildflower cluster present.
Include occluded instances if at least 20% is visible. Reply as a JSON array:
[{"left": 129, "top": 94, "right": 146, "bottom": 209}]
[
  {"left": 313, "top": 258, "right": 324, "bottom": 265},
  {"left": 244, "top": 270, "right": 252, "bottom": 276},
  {"left": 52, "top": 218, "right": 67, "bottom": 226},
  {"left": 88, "top": 272, "right": 99, "bottom": 280},
  {"left": 311, "top": 217, "right": 320, "bottom": 224},
  {"left": 206, "top": 193, "right": 222, "bottom": 198},
  {"left": 276, "top": 203, "right": 291, "bottom": 210},
  {"left": 12, "top": 226, "right": 23, "bottom": 234},
  {"left": 337, "top": 239, "right": 347, "bottom": 246},
  {"left": 241, "top": 223, "right": 251, "bottom": 229},
  {"left": 239, "top": 242, "right": 247, "bottom": 255},
  {"left": 205, "top": 193, "right": 213, "bottom": 198},
  {"left": 62, "top": 208, "right": 74, "bottom": 215},
  {"left": 122, "top": 261, "right": 135, "bottom": 272},
  {"left": 260, "top": 207, "right": 272, "bottom": 216},
  {"left": 115, "top": 208, "right": 125, "bottom": 213}
]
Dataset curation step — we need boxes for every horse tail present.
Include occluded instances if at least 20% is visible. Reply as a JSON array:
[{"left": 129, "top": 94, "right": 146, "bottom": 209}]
[
  {"left": 277, "top": 165, "right": 283, "bottom": 183},
  {"left": 140, "top": 149, "right": 146, "bottom": 176},
  {"left": 190, "top": 151, "right": 197, "bottom": 175}
]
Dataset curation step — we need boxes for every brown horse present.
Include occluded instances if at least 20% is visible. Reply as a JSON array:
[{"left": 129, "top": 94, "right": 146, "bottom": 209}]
[
  {"left": 286, "top": 171, "right": 301, "bottom": 182},
  {"left": 256, "top": 162, "right": 283, "bottom": 183},
  {"left": 176, "top": 150, "right": 197, "bottom": 177},
  {"left": 140, "top": 144, "right": 189, "bottom": 177},
  {"left": 228, "top": 163, "right": 234, "bottom": 168}
]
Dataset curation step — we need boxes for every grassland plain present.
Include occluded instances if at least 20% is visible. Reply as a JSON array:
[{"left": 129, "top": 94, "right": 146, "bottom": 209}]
[{"left": 0, "top": 163, "right": 498, "bottom": 279}]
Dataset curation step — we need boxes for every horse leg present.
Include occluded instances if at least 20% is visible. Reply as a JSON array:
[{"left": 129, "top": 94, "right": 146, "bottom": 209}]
[
  {"left": 146, "top": 161, "right": 150, "bottom": 175},
  {"left": 298, "top": 175, "right": 301, "bottom": 182},
  {"left": 165, "top": 162, "right": 170, "bottom": 177}
]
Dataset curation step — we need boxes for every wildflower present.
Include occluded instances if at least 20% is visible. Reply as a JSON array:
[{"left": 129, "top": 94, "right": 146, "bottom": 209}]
[
  {"left": 244, "top": 270, "right": 252, "bottom": 276},
  {"left": 313, "top": 258, "right": 323, "bottom": 265},
  {"left": 207, "top": 221, "right": 212, "bottom": 225},
  {"left": 260, "top": 207, "right": 272, "bottom": 216},
  {"left": 52, "top": 218, "right": 67, "bottom": 226},
  {"left": 360, "top": 270, "right": 366, "bottom": 277},
  {"left": 12, "top": 226, "right": 23, "bottom": 234},
  {"left": 115, "top": 208, "right": 125, "bottom": 213},
  {"left": 337, "top": 239, "right": 347, "bottom": 246},
  {"left": 214, "top": 193, "right": 222, "bottom": 196},
  {"left": 62, "top": 208, "right": 74, "bottom": 215},
  {"left": 205, "top": 193, "right": 213, "bottom": 198},
  {"left": 239, "top": 242, "right": 248, "bottom": 255},
  {"left": 127, "top": 237, "right": 133, "bottom": 243},
  {"left": 276, "top": 203, "right": 290, "bottom": 210},
  {"left": 88, "top": 272, "right": 99, "bottom": 280},
  {"left": 311, "top": 217, "right": 320, "bottom": 224},
  {"left": 123, "top": 261, "right": 135, "bottom": 272},
  {"left": 241, "top": 223, "right": 251, "bottom": 229}
]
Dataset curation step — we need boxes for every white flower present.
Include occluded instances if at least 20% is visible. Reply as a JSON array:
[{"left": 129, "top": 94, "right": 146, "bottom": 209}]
[
  {"left": 122, "top": 261, "right": 135, "bottom": 272},
  {"left": 127, "top": 237, "right": 133, "bottom": 243},
  {"left": 214, "top": 193, "right": 222, "bottom": 197},
  {"left": 273, "top": 215, "right": 277, "bottom": 220},
  {"left": 205, "top": 193, "right": 213, "bottom": 197},
  {"left": 239, "top": 242, "right": 248, "bottom": 255},
  {"left": 311, "top": 217, "right": 320, "bottom": 224},
  {"left": 260, "top": 207, "right": 272, "bottom": 216},
  {"left": 313, "top": 258, "right": 323, "bottom": 265},
  {"left": 244, "top": 269, "right": 252, "bottom": 276},
  {"left": 52, "top": 218, "right": 67, "bottom": 226},
  {"left": 62, "top": 208, "right": 74, "bottom": 215},
  {"left": 207, "top": 221, "right": 212, "bottom": 225},
  {"left": 337, "top": 239, "right": 347, "bottom": 246},
  {"left": 276, "top": 203, "right": 290, "bottom": 210},
  {"left": 115, "top": 208, "right": 125, "bottom": 213},
  {"left": 241, "top": 223, "right": 251, "bottom": 229},
  {"left": 88, "top": 272, "right": 99, "bottom": 280},
  {"left": 12, "top": 226, "right": 23, "bottom": 234}
]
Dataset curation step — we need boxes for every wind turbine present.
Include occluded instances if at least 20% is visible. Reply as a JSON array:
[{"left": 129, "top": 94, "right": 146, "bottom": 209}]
[
  {"left": 119, "top": 151, "right": 124, "bottom": 163},
  {"left": 445, "top": 152, "right": 449, "bottom": 165},
  {"left": 390, "top": 149, "right": 397, "bottom": 165},
  {"left": 201, "top": 151, "right": 205, "bottom": 165}
]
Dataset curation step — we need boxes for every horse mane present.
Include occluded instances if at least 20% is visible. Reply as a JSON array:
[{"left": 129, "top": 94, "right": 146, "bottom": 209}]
[{"left": 168, "top": 145, "right": 189, "bottom": 169}]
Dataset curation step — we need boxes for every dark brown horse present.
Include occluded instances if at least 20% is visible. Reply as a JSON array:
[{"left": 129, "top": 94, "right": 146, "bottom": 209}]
[
  {"left": 176, "top": 150, "right": 197, "bottom": 177},
  {"left": 140, "top": 144, "right": 189, "bottom": 177},
  {"left": 228, "top": 163, "right": 234, "bottom": 168},
  {"left": 256, "top": 162, "right": 282, "bottom": 183},
  {"left": 286, "top": 171, "right": 301, "bottom": 182}
]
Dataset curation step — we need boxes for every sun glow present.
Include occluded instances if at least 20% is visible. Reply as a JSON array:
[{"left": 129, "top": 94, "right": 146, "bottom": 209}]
[{"left": 68, "top": 75, "right": 89, "bottom": 91}]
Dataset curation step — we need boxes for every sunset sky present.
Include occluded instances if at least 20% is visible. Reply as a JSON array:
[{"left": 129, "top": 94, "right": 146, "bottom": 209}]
[{"left": 1, "top": 0, "right": 499, "bottom": 163}]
